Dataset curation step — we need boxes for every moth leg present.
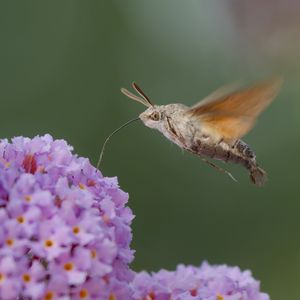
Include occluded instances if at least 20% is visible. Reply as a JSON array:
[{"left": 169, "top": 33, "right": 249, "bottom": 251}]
[{"left": 199, "top": 156, "right": 237, "bottom": 182}]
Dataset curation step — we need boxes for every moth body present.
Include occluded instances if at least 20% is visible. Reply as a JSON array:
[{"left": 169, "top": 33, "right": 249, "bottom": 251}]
[
  {"left": 121, "top": 79, "right": 282, "bottom": 186},
  {"left": 140, "top": 104, "right": 264, "bottom": 185}
]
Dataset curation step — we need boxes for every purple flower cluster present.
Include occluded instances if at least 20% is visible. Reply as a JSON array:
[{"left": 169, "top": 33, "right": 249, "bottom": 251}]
[
  {"left": 131, "top": 263, "right": 269, "bottom": 300},
  {"left": 0, "top": 135, "right": 134, "bottom": 299},
  {"left": 0, "top": 135, "right": 270, "bottom": 300}
]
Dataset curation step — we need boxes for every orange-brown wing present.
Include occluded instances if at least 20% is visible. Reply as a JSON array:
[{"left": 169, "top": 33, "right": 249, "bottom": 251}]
[
  {"left": 191, "top": 81, "right": 241, "bottom": 108},
  {"left": 188, "top": 78, "right": 283, "bottom": 142}
]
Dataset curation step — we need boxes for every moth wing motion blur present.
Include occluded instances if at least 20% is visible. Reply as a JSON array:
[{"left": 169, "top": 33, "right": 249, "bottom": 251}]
[
  {"left": 187, "top": 78, "right": 283, "bottom": 143},
  {"left": 191, "top": 81, "right": 242, "bottom": 109}
]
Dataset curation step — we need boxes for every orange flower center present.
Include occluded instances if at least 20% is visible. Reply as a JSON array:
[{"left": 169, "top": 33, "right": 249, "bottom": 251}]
[
  {"left": 44, "top": 239, "right": 54, "bottom": 248},
  {"left": 64, "top": 262, "right": 74, "bottom": 271},
  {"left": 0, "top": 273, "right": 5, "bottom": 282},
  {"left": 44, "top": 291, "right": 54, "bottom": 300},
  {"left": 25, "top": 195, "right": 32, "bottom": 202},
  {"left": 90, "top": 249, "right": 97, "bottom": 259},
  {"left": 6, "top": 238, "right": 14, "bottom": 246},
  {"left": 79, "top": 289, "right": 89, "bottom": 298},
  {"left": 22, "top": 273, "right": 31, "bottom": 283},
  {"left": 17, "top": 216, "right": 25, "bottom": 223},
  {"left": 73, "top": 226, "right": 80, "bottom": 234},
  {"left": 217, "top": 294, "right": 224, "bottom": 300},
  {"left": 109, "top": 294, "right": 116, "bottom": 300},
  {"left": 79, "top": 183, "right": 85, "bottom": 190}
]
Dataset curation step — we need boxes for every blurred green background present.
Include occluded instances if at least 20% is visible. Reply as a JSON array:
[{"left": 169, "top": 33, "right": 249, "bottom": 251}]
[{"left": 1, "top": 1, "right": 299, "bottom": 299}]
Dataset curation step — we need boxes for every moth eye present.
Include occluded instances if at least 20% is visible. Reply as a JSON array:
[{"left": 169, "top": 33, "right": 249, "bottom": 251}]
[{"left": 149, "top": 112, "right": 160, "bottom": 121}]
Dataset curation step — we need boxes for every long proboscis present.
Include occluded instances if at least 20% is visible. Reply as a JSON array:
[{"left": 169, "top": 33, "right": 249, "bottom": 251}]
[{"left": 97, "top": 117, "right": 140, "bottom": 169}]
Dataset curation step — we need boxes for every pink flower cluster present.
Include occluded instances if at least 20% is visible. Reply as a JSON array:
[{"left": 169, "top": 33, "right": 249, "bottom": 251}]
[
  {"left": 0, "top": 135, "right": 269, "bottom": 300},
  {"left": 0, "top": 135, "right": 134, "bottom": 299}
]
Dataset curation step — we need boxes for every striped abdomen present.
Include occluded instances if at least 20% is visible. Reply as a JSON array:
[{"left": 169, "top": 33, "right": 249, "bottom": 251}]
[{"left": 190, "top": 139, "right": 266, "bottom": 186}]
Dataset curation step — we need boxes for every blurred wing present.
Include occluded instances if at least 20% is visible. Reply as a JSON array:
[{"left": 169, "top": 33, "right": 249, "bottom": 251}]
[
  {"left": 191, "top": 81, "right": 241, "bottom": 108},
  {"left": 188, "top": 78, "right": 283, "bottom": 142}
]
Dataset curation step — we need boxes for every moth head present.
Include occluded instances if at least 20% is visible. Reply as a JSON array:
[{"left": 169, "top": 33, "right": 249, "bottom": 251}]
[{"left": 139, "top": 106, "right": 165, "bottom": 129}]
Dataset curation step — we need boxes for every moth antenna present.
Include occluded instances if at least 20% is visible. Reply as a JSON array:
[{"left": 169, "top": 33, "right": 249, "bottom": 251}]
[
  {"left": 199, "top": 156, "right": 237, "bottom": 182},
  {"left": 97, "top": 117, "right": 140, "bottom": 169},
  {"left": 121, "top": 88, "right": 151, "bottom": 107},
  {"left": 132, "top": 82, "right": 154, "bottom": 106}
]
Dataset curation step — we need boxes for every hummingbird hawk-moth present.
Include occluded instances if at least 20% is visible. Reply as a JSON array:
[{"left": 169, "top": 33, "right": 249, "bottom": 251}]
[{"left": 120, "top": 78, "right": 283, "bottom": 186}]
